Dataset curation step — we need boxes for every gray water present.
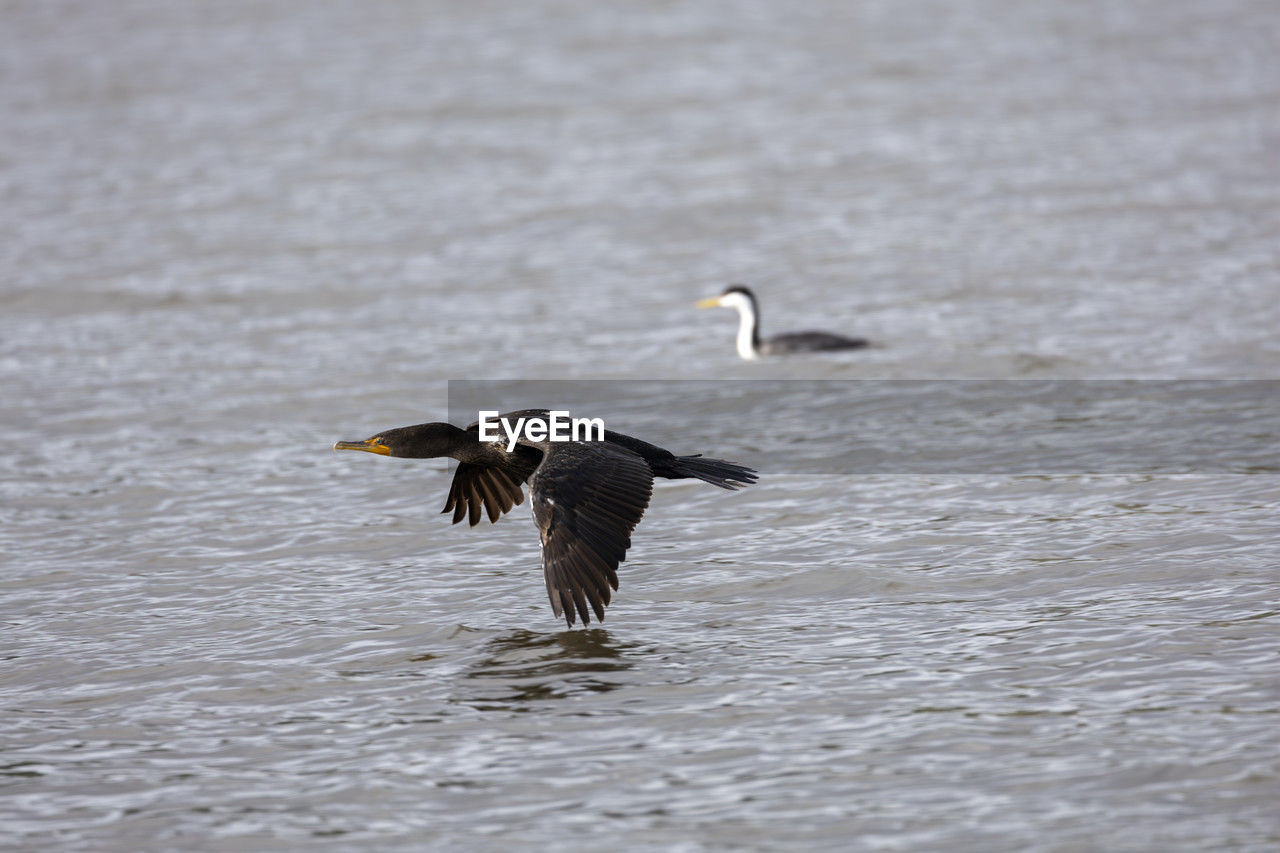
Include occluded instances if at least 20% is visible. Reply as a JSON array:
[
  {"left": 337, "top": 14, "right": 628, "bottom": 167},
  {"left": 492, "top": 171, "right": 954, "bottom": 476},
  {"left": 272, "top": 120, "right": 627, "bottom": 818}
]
[{"left": 3, "top": 1, "right": 1279, "bottom": 849}]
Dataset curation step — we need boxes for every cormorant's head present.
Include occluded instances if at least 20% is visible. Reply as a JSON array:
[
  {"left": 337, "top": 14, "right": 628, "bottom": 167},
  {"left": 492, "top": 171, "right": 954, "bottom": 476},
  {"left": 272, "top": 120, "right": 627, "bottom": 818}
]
[
  {"left": 696, "top": 284, "right": 757, "bottom": 312},
  {"left": 334, "top": 423, "right": 463, "bottom": 459}
]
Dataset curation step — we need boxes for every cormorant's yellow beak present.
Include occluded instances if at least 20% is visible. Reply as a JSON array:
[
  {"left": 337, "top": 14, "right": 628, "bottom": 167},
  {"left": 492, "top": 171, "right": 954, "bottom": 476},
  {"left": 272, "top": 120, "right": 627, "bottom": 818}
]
[
  {"left": 334, "top": 437, "right": 390, "bottom": 456},
  {"left": 696, "top": 296, "right": 723, "bottom": 309}
]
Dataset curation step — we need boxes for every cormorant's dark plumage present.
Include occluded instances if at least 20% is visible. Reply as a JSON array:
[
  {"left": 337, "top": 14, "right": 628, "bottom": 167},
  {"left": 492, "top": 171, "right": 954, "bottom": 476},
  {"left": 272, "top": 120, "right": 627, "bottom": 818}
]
[
  {"left": 334, "top": 410, "right": 756, "bottom": 627},
  {"left": 697, "top": 284, "right": 870, "bottom": 360}
]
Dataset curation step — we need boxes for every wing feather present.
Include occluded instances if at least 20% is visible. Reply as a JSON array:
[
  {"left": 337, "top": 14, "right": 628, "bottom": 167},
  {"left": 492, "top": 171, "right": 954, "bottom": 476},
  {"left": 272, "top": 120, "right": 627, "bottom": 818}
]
[
  {"left": 474, "top": 470, "right": 506, "bottom": 524},
  {"left": 532, "top": 442, "right": 654, "bottom": 627},
  {"left": 442, "top": 456, "right": 538, "bottom": 527},
  {"left": 465, "top": 479, "right": 483, "bottom": 527}
]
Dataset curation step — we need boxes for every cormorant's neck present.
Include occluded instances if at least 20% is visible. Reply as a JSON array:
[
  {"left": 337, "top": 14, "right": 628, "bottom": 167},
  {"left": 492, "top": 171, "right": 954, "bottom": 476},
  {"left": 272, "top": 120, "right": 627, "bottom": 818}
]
[
  {"left": 409, "top": 423, "right": 486, "bottom": 462},
  {"left": 733, "top": 297, "right": 761, "bottom": 360},
  {"left": 436, "top": 425, "right": 478, "bottom": 458},
  {"left": 446, "top": 424, "right": 511, "bottom": 464}
]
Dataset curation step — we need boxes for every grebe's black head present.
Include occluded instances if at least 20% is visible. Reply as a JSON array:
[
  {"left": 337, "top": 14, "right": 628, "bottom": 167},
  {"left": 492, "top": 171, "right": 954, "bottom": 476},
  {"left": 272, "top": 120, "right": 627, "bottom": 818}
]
[
  {"left": 334, "top": 422, "right": 466, "bottom": 459},
  {"left": 696, "top": 283, "right": 758, "bottom": 311}
]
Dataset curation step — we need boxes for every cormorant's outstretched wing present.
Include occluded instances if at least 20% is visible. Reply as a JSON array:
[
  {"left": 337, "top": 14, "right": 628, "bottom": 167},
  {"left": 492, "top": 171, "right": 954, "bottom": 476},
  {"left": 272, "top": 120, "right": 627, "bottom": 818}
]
[
  {"left": 443, "top": 443, "right": 542, "bottom": 526},
  {"left": 442, "top": 462, "right": 530, "bottom": 526},
  {"left": 531, "top": 442, "right": 654, "bottom": 627},
  {"left": 444, "top": 417, "right": 547, "bottom": 526}
]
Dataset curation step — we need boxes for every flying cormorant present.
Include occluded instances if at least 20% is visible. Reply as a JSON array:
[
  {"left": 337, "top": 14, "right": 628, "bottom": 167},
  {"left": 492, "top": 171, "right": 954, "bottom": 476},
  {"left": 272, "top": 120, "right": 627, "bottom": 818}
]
[
  {"left": 697, "top": 284, "right": 870, "bottom": 360},
  {"left": 334, "top": 409, "right": 756, "bottom": 627}
]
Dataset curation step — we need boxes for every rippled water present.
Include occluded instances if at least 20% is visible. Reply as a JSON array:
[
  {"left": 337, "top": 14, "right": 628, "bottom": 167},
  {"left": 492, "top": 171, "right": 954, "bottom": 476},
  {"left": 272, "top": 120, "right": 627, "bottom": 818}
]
[{"left": 3, "top": 1, "right": 1279, "bottom": 849}]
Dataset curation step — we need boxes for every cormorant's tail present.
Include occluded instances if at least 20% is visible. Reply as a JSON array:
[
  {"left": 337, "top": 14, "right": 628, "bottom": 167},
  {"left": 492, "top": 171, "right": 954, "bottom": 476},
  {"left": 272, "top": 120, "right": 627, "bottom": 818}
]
[{"left": 671, "top": 455, "right": 758, "bottom": 490}]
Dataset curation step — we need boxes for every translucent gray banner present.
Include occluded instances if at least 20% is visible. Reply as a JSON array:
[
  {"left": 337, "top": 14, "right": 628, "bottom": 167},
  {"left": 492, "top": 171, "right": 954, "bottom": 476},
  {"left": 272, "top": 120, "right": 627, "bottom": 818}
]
[{"left": 447, "top": 380, "right": 1279, "bottom": 475}]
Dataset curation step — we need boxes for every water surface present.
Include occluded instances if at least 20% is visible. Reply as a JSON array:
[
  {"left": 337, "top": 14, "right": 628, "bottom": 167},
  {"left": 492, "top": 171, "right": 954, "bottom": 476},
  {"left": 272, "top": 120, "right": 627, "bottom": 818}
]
[{"left": 3, "top": 0, "right": 1278, "bottom": 849}]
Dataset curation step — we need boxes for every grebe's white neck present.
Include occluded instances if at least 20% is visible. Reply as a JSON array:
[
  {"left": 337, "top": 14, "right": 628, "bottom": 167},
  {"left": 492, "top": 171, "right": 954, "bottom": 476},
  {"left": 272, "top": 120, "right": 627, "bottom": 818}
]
[{"left": 717, "top": 290, "right": 760, "bottom": 360}]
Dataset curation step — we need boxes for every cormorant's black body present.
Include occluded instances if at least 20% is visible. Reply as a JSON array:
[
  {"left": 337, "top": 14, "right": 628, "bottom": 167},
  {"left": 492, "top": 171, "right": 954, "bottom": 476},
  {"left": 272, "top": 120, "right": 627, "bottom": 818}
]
[{"left": 335, "top": 411, "right": 756, "bottom": 627}]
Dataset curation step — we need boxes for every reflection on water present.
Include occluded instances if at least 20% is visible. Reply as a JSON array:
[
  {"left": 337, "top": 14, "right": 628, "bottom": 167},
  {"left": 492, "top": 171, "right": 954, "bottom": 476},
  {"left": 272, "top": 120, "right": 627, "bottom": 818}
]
[{"left": 460, "top": 629, "right": 638, "bottom": 708}]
